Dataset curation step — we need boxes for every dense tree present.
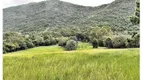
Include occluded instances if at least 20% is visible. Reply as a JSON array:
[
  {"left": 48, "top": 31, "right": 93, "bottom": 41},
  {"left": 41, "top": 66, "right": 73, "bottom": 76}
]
[
  {"left": 91, "top": 38, "right": 98, "bottom": 48},
  {"left": 127, "top": 33, "right": 140, "bottom": 48},
  {"left": 69, "top": 36, "right": 78, "bottom": 43},
  {"left": 89, "top": 26, "right": 112, "bottom": 40},
  {"left": 49, "top": 38, "right": 58, "bottom": 45},
  {"left": 98, "top": 40, "right": 104, "bottom": 47},
  {"left": 25, "top": 38, "right": 35, "bottom": 48},
  {"left": 3, "top": 32, "right": 27, "bottom": 53},
  {"left": 58, "top": 38, "right": 68, "bottom": 47},
  {"left": 133, "top": 33, "right": 140, "bottom": 47},
  {"left": 76, "top": 32, "right": 90, "bottom": 42},
  {"left": 112, "top": 36, "right": 127, "bottom": 48},
  {"left": 3, "top": 32, "right": 59, "bottom": 53},
  {"left": 19, "top": 42, "right": 27, "bottom": 50},
  {"left": 105, "top": 38, "right": 113, "bottom": 48},
  {"left": 3, "top": 43, "right": 17, "bottom": 52},
  {"left": 130, "top": 0, "right": 140, "bottom": 25},
  {"left": 3, "top": 19, "right": 140, "bottom": 54}
]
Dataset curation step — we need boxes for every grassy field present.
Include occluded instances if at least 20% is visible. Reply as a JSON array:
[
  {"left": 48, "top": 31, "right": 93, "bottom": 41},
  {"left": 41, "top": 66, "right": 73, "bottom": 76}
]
[{"left": 3, "top": 42, "right": 140, "bottom": 80}]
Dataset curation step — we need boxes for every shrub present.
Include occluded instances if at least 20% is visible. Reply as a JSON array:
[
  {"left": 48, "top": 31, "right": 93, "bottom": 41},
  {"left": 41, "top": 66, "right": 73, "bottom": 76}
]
[
  {"left": 112, "top": 36, "right": 127, "bottom": 48},
  {"left": 65, "top": 40, "right": 77, "bottom": 51},
  {"left": 105, "top": 38, "right": 113, "bottom": 48},
  {"left": 91, "top": 38, "right": 98, "bottom": 48}
]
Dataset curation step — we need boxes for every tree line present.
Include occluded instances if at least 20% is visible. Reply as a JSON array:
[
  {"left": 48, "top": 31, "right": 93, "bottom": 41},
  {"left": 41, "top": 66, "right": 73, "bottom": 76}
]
[{"left": 3, "top": 26, "right": 139, "bottom": 53}]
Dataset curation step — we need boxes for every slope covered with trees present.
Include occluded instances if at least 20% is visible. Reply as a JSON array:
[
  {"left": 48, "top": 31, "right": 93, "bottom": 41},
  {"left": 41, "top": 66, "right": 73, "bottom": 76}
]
[
  {"left": 130, "top": 0, "right": 140, "bottom": 25},
  {"left": 3, "top": 0, "right": 138, "bottom": 33}
]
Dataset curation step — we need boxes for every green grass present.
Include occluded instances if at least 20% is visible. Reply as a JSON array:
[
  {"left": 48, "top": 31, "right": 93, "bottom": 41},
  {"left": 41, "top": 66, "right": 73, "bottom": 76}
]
[
  {"left": 3, "top": 42, "right": 140, "bottom": 80},
  {"left": 77, "top": 42, "right": 93, "bottom": 50}
]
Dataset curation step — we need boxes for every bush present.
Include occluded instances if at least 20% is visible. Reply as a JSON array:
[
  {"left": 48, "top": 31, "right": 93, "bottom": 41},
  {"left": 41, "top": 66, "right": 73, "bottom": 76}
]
[
  {"left": 112, "top": 36, "right": 127, "bottom": 48},
  {"left": 105, "top": 38, "right": 113, "bottom": 48},
  {"left": 65, "top": 40, "right": 77, "bottom": 51},
  {"left": 91, "top": 38, "right": 98, "bottom": 48}
]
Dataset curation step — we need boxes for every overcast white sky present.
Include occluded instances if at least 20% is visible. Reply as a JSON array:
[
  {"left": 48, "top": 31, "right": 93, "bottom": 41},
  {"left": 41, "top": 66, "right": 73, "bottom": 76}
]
[{"left": 3, "top": 0, "right": 115, "bottom": 8}]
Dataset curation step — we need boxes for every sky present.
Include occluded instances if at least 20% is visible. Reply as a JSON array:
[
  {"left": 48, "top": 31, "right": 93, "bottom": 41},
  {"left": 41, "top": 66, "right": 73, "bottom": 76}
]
[{"left": 3, "top": 0, "right": 115, "bottom": 8}]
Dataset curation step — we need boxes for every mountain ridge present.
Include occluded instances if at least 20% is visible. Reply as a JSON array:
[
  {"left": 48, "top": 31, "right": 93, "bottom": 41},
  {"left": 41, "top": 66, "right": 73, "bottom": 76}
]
[{"left": 3, "top": 0, "right": 138, "bottom": 33}]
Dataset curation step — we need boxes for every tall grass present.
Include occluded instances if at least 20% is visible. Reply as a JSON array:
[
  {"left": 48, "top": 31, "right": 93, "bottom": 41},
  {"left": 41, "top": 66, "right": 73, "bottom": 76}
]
[{"left": 3, "top": 43, "right": 139, "bottom": 80}]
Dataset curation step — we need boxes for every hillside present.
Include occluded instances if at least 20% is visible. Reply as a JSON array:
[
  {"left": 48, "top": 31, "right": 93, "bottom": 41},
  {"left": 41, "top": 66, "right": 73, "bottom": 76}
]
[{"left": 3, "top": 0, "right": 138, "bottom": 33}]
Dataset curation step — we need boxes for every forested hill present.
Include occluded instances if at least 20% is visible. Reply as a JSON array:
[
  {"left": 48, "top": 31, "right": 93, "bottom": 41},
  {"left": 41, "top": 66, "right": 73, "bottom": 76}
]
[{"left": 3, "top": 0, "right": 138, "bottom": 33}]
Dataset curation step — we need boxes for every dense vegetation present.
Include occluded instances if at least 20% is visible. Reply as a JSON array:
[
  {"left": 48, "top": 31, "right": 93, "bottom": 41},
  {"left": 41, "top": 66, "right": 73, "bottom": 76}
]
[
  {"left": 3, "top": 0, "right": 140, "bottom": 80},
  {"left": 3, "top": 0, "right": 139, "bottom": 34},
  {"left": 3, "top": 0, "right": 140, "bottom": 53},
  {"left": 3, "top": 0, "right": 140, "bottom": 54},
  {"left": 4, "top": 43, "right": 139, "bottom": 80},
  {"left": 130, "top": 0, "right": 140, "bottom": 25},
  {"left": 3, "top": 26, "right": 139, "bottom": 53}
]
